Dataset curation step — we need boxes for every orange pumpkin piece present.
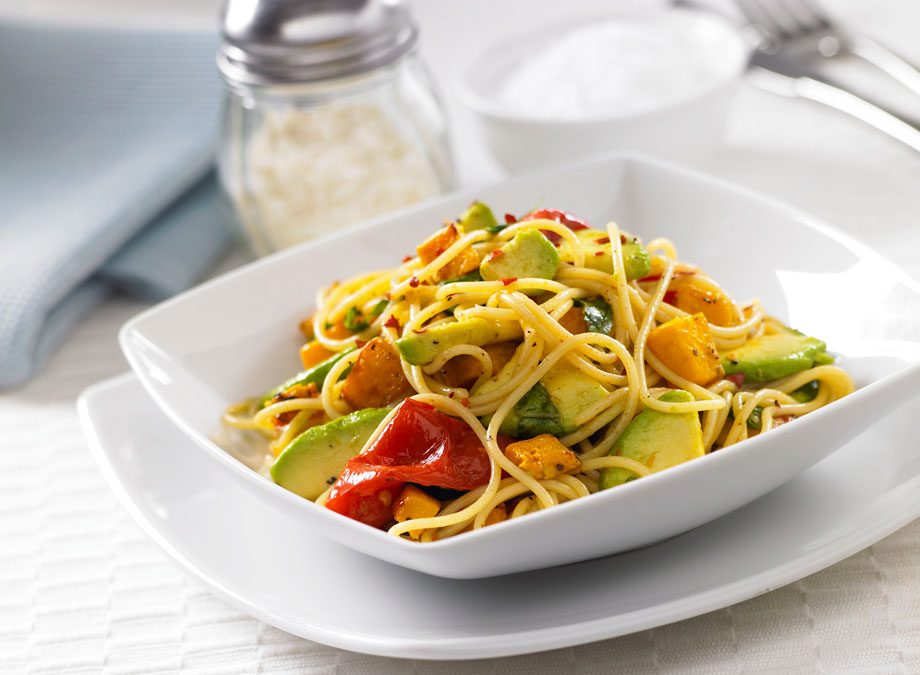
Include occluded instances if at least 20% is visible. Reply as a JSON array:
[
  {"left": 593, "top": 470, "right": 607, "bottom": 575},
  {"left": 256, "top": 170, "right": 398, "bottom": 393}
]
[
  {"left": 558, "top": 306, "right": 588, "bottom": 334},
  {"left": 440, "top": 341, "right": 519, "bottom": 389},
  {"left": 298, "top": 314, "right": 316, "bottom": 340},
  {"left": 416, "top": 224, "right": 480, "bottom": 281},
  {"left": 266, "top": 382, "right": 320, "bottom": 428},
  {"left": 326, "top": 320, "right": 353, "bottom": 339},
  {"left": 483, "top": 503, "right": 508, "bottom": 527},
  {"left": 300, "top": 313, "right": 352, "bottom": 339},
  {"left": 341, "top": 337, "right": 416, "bottom": 409},
  {"left": 504, "top": 434, "right": 581, "bottom": 480},
  {"left": 667, "top": 275, "right": 741, "bottom": 327},
  {"left": 646, "top": 313, "right": 724, "bottom": 386},
  {"left": 393, "top": 485, "right": 441, "bottom": 539},
  {"left": 299, "top": 340, "right": 336, "bottom": 370}
]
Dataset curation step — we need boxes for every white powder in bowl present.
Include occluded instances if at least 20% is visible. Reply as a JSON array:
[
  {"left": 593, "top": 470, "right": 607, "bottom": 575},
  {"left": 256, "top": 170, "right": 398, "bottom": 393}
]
[
  {"left": 494, "top": 19, "right": 723, "bottom": 120},
  {"left": 237, "top": 103, "right": 440, "bottom": 252}
]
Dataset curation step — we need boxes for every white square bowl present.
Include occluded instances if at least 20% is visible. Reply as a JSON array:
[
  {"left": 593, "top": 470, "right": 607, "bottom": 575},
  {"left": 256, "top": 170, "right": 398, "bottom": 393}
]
[{"left": 121, "top": 154, "right": 920, "bottom": 579}]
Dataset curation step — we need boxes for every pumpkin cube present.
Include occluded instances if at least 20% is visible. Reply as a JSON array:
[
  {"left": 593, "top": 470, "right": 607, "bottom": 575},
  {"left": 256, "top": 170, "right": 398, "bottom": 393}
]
[
  {"left": 646, "top": 313, "right": 723, "bottom": 386},
  {"left": 504, "top": 434, "right": 581, "bottom": 480}
]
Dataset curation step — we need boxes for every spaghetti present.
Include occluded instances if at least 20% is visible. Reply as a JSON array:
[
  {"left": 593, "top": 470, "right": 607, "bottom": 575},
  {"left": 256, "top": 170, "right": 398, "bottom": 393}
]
[{"left": 222, "top": 203, "right": 854, "bottom": 541}]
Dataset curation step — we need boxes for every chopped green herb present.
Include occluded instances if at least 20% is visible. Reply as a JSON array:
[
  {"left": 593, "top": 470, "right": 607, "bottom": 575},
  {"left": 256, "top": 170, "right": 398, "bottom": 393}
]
[
  {"left": 369, "top": 299, "right": 389, "bottom": 317},
  {"left": 343, "top": 306, "right": 369, "bottom": 332},
  {"left": 574, "top": 297, "right": 614, "bottom": 335},
  {"left": 746, "top": 406, "right": 763, "bottom": 430},
  {"left": 514, "top": 383, "right": 565, "bottom": 437},
  {"left": 790, "top": 380, "right": 820, "bottom": 403}
]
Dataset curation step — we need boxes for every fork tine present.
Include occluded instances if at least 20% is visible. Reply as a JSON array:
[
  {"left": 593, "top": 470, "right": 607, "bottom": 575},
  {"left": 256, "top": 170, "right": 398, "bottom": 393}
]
[
  {"left": 794, "top": 0, "right": 833, "bottom": 29},
  {"left": 750, "top": 0, "right": 801, "bottom": 38},
  {"left": 777, "top": 0, "right": 827, "bottom": 31},
  {"left": 734, "top": 0, "right": 785, "bottom": 38}
]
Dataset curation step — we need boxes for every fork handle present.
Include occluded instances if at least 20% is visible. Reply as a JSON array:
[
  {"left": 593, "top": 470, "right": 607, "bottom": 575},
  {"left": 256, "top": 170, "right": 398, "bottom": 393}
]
[
  {"left": 751, "top": 67, "right": 920, "bottom": 153},
  {"left": 847, "top": 36, "right": 920, "bottom": 100}
]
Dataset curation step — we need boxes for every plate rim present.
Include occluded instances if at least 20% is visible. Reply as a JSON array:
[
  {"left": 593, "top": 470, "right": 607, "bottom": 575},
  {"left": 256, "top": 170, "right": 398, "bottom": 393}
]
[{"left": 79, "top": 372, "right": 920, "bottom": 660}]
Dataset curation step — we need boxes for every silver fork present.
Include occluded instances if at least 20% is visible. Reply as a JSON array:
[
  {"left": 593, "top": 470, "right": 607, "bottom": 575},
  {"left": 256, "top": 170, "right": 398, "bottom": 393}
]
[
  {"left": 737, "top": 0, "right": 920, "bottom": 97},
  {"left": 690, "top": 0, "right": 920, "bottom": 152}
]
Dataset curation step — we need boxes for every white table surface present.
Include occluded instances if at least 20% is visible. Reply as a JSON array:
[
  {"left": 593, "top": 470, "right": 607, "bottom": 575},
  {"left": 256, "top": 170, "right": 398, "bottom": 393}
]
[{"left": 4, "top": 0, "right": 920, "bottom": 672}]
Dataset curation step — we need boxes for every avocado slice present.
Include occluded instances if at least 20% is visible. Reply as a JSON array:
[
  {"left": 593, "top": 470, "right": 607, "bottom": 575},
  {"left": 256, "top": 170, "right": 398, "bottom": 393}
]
[
  {"left": 261, "top": 348, "right": 355, "bottom": 404},
  {"left": 395, "top": 317, "right": 522, "bottom": 366},
  {"left": 621, "top": 242, "right": 651, "bottom": 280},
  {"left": 499, "top": 362, "right": 609, "bottom": 438},
  {"left": 575, "top": 230, "right": 651, "bottom": 280},
  {"left": 600, "top": 390, "right": 704, "bottom": 489},
  {"left": 480, "top": 229, "right": 560, "bottom": 281},
  {"left": 271, "top": 407, "right": 389, "bottom": 500},
  {"left": 721, "top": 334, "right": 827, "bottom": 383},
  {"left": 457, "top": 201, "right": 498, "bottom": 233},
  {"left": 542, "top": 362, "right": 609, "bottom": 432}
]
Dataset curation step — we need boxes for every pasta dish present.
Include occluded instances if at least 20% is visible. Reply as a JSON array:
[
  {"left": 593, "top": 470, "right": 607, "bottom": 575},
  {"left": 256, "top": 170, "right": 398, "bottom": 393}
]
[{"left": 222, "top": 203, "right": 854, "bottom": 541}]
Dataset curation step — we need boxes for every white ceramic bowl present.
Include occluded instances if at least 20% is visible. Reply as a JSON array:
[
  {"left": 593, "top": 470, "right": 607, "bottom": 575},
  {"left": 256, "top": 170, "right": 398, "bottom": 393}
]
[
  {"left": 120, "top": 154, "right": 920, "bottom": 579},
  {"left": 458, "top": 9, "right": 748, "bottom": 173}
]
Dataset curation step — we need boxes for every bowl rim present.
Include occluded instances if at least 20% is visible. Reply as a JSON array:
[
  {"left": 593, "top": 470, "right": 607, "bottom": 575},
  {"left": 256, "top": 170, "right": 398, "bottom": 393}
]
[
  {"left": 119, "top": 151, "right": 920, "bottom": 562},
  {"left": 457, "top": 7, "right": 750, "bottom": 127}
]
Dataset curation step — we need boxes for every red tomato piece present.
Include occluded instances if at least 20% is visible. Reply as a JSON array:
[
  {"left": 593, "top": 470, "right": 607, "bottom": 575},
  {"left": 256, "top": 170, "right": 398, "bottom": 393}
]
[{"left": 325, "top": 399, "right": 491, "bottom": 527}]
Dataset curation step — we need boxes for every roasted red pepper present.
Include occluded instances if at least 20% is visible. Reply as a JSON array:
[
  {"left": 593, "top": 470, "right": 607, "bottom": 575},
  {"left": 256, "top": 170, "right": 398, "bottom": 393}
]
[{"left": 325, "top": 399, "right": 491, "bottom": 528}]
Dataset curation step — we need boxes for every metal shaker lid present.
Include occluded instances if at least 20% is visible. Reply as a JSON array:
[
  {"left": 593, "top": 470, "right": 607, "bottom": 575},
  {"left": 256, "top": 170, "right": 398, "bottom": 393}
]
[{"left": 218, "top": 0, "right": 418, "bottom": 86}]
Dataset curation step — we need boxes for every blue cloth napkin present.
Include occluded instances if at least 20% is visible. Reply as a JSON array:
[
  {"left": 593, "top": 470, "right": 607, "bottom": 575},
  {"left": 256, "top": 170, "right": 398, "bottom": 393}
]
[{"left": 0, "top": 19, "right": 232, "bottom": 388}]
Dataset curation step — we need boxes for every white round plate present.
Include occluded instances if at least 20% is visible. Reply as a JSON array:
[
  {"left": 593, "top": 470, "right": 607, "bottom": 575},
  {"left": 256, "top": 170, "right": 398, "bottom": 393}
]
[{"left": 79, "top": 374, "right": 920, "bottom": 660}]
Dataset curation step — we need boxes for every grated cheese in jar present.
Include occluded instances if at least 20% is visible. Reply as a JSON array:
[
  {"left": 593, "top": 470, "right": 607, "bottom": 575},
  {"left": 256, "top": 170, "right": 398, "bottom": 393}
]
[{"left": 232, "top": 103, "right": 441, "bottom": 252}]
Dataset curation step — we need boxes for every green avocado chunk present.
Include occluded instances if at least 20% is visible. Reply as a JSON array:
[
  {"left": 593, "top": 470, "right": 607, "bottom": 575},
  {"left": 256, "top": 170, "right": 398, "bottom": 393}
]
[
  {"left": 499, "top": 362, "right": 608, "bottom": 438},
  {"left": 395, "top": 317, "right": 522, "bottom": 366},
  {"left": 480, "top": 229, "right": 560, "bottom": 281},
  {"left": 457, "top": 201, "right": 498, "bottom": 233},
  {"left": 600, "top": 390, "right": 703, "bottom": 489},
  {"left": 270, "top": 407, "right": 389, "bottom": 500},
  {"left": 261, "top": 348, "right": 355, "bottom": 404},
  {"left": 721, "top": 334, "right": 828, "bottom": 383},
  {"left": 575, "top": 229, "right": 651, "bottom": 280}
]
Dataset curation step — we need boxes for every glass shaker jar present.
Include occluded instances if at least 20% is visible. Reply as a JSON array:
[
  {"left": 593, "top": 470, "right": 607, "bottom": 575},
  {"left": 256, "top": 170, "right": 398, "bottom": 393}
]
[{"left": 217, "top": 0, "right": 454, "bottom": 256}]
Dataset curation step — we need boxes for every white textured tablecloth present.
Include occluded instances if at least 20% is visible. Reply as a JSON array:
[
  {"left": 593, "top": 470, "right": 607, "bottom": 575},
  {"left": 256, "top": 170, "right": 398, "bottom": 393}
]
[{"left": 4, "top": 0, "right": 920, "bottom": 672}]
